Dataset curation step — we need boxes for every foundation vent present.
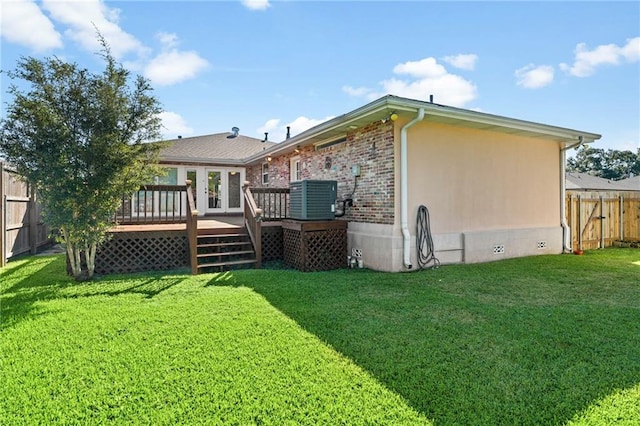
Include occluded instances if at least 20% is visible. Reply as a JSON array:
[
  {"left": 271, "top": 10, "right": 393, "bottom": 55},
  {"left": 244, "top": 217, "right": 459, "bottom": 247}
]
[
  {"left": 537, "top": 241, "right": 547, "bottom": 249},
  {"left": 493, "top": 245, "right": 505, "bottom": 254}
]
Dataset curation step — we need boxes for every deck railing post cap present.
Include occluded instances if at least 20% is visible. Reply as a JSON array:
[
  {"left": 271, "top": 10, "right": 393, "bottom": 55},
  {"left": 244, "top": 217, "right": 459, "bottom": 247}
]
[{"left": 185, "top": 179, "right": 192, "bottom": 186}]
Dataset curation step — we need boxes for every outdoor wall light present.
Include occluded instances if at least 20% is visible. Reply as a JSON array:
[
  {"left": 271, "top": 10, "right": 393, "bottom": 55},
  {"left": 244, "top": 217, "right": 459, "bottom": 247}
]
[
  {"left": 266, "top": 155, "right": 272, "bottom": 162},
  {"left": 382, "top": 112, "right": 398, "bottom": 124}
]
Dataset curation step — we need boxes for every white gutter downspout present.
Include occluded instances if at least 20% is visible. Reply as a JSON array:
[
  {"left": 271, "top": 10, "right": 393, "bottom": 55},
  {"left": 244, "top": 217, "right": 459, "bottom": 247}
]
[
  {"left": 400, "top": 108, "right": 425, "bottom": 269},
  {"left": 560, "top": 136, "right": 584, "bottom": 253}
]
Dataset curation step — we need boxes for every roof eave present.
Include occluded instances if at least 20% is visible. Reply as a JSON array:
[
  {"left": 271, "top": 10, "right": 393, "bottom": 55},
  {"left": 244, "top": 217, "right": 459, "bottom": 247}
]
[{"left": 243, "top": 95, "right": 602, "bottom": 164}]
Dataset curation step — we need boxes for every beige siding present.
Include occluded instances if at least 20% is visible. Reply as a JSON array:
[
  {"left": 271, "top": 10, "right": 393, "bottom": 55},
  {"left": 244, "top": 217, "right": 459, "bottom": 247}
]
[{"left": 400, "top": 121, "right": 561, "bottom": 233}]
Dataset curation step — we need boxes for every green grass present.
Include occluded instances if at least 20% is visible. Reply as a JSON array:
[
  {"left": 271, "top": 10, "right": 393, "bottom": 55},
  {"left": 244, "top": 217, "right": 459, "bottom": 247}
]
[{"left": 1, "top": 249, "right": 639, "bottom": 425}]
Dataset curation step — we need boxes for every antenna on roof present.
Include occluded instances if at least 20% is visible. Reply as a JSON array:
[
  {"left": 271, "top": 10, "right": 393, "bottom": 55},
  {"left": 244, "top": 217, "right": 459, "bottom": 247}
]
[{"left": 231, "top": 127, "right": 239, "bottom": 138}]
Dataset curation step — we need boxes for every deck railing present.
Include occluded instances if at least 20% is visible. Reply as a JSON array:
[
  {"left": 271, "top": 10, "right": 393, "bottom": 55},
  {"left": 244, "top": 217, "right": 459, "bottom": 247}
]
[
  {"left": 185, "top": 180, "right": 198, "bottom": 274},
  {"left": 114, "top": 184, "right": 189, "bottom": 224},
  {"left": 251, "top": 187, "right": 290, "bottom": 220},
  {"left": 243, "top": 182, "right": 263, "bottom": 269}
]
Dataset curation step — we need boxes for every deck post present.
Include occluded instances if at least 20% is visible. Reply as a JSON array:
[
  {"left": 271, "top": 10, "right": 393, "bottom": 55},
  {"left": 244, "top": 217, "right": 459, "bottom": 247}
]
[{"left": 185, "top": 180, "right": 199, "bottom": 274}]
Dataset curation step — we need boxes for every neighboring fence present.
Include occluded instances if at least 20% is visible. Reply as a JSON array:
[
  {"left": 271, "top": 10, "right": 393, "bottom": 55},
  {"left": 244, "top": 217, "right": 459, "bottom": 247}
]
[
  {"left": 1, "top": 162, "right": 54, "bottom": 266},
  {"left": 566, "top": 192, "right": 640, "bottom": 251}
]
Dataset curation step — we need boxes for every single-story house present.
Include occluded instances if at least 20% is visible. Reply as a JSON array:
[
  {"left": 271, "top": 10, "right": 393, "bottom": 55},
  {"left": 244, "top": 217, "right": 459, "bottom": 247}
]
[
  {"left": 566, "top": 172, "right": 640, "bottom": 194},
  {"left": 157, "top": 95, "right": 601, "bottom": 272}
]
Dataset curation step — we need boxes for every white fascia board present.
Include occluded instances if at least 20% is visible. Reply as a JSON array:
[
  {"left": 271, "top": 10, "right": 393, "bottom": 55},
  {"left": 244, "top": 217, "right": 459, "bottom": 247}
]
[{"left": 391, "top": 98, "right": 602, "bottom": 143}]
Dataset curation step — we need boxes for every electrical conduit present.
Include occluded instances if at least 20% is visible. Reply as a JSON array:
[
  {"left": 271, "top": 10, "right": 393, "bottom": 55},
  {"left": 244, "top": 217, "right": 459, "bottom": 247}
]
[{"left": 400, "top": 108, "right": 425, "bottom": 269}]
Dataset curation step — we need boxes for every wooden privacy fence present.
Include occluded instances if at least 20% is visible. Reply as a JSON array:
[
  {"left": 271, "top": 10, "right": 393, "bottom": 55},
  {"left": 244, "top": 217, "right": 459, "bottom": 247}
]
[
  {"left": 1, "top": 162, "right": 53, "bottom": 266},
  {"left": 566, "top": 193, "right": 640, "bottom": 251}
]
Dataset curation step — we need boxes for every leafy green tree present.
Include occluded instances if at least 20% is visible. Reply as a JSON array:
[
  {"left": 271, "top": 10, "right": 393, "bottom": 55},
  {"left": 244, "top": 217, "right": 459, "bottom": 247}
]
[
  {"left": 0, "top": 41, "right": 163, "bottom": 280},
  {"left": 567, "top": 146, "right": 640, "bottom": 180}
]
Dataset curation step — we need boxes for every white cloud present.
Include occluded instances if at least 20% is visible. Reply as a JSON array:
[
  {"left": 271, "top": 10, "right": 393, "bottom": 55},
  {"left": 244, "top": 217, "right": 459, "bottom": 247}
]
[
  {"left": 342, "top": 86, "right": 370, "bottom": 97},
  {"left": 241, "top": 0, "right": 271, "bottom": 11},
  {"left": 442, "top": 54, "right": 478, "bottom": 71},
  {"left": 41, "top": 0, "right": 146, "bottom": 59},
  {"left": 343, "top": 57, "right": 477, "bottom": 107},
  {"left": 144, "top": 33, "right": 209, "bottom": 86},
  {"left": 560, "top": 37, "right": 640, "bottom": 77},
  {"left": 258, "top": 116, "right": 334, "bottom": 142},
  {"left": 515, "top": 64, "right": 555, "bottom": 89},
  {"left": 0, "top": 0, "right": 63, "bottom": 51},
  {"left": 393, "top": 57, "right": 448, "bottom": 78},
  {"left": 158, "top": 111, "right": 194, "bottom": 139}
]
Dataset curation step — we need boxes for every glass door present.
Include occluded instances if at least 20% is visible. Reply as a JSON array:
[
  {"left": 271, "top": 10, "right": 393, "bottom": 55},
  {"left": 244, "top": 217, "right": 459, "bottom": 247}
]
[
  {"left": 186, "top": 169, "right": 198, "bottom": 211},
  {"left": 227, "top": 170, "right": 242, "bottom": 212},
  {"left": 206, "top": 170, "right": 222, "bottom": 213}
]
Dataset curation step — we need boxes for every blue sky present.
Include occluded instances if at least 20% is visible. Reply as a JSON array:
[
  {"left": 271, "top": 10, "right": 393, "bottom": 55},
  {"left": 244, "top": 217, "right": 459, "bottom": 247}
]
[{"left": 1, "top": 1, "right": 639, "bottom": 153}]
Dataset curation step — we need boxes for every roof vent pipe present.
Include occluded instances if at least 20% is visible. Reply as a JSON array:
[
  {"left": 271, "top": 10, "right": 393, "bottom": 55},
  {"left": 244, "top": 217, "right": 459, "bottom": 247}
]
[
  {"left": 231, "top": 126, "right": 239, "bottom": 138},
  {"left": 177, "top": 135, "right": 182, "bottom": 139},
  {"left": 263, "top": 132, "right": 268, "bottom": 142},
  {"left": 429, "top": 94, "right": 434, "bottom": 103},
  {"left": 286, "top": 126, "right": 291, "bottom": 139}
]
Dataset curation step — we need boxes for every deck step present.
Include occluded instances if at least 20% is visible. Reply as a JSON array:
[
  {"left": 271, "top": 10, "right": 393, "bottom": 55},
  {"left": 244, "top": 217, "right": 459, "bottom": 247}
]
[
  {"left": 197, "top": 258, "right": 258, "bottom": 269},
  {"left": 194, "top": 226, "right": 256, "bottom": 272},
  {"left": 197, "top": 241, "right": 252, "bottom": 249},
  {"left": 197, "top": 233, "right": 248, "bottom": 239},
  {"left": 197, "top": 250, "right": 255, "bottom": 259}
]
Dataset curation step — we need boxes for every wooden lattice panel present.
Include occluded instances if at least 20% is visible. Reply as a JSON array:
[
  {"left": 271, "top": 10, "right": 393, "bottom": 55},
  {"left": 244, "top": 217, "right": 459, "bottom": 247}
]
[
  {"left": 95, "top": 230, "right": 188, "bottom": 274},
  {"left": 282, "top": 220, "right": 347, "bottom": 272},
  {"left": 283, "top": 228, "right": 303, "bottom": 269},
  {"left": 262, "top": 226, "right": 283, "bottom": 261}
]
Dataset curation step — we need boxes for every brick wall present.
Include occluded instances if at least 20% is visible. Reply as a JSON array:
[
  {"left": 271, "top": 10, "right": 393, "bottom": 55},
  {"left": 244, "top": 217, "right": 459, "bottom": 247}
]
[{"left": 247, "top": 119, "right": 395, "bottom": 225}]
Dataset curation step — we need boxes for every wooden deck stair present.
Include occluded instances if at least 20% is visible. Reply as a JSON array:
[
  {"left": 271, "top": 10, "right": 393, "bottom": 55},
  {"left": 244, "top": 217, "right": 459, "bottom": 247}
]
[{"left": 195, "top": 227, "right": 257, "bottom": 272}]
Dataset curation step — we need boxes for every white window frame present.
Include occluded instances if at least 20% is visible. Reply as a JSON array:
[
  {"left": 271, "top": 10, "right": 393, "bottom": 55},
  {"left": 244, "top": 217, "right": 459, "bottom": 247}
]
[
  {"left": 262, "top": 162, "right": 269, "bottom": 185},
  {"left": 290, "top": 156, "right": 301, "bottom": 182}
]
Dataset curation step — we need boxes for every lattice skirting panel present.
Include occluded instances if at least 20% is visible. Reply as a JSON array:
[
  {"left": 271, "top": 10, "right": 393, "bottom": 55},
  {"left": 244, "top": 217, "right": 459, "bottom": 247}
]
[
  {"left": 95, "top": 230, "right": 188, "bottom": 274},
  {"left": 262, "top": 226, "right": 283, "bottom": 261},
  {"left": 282, "top": 221, "right": 347, "bottom": 272}
]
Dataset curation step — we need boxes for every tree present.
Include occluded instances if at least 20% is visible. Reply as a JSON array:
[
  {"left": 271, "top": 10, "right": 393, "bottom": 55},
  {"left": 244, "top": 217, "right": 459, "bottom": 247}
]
[
  {"left": 0, "top": 41, "right": 163, "bottom": 280},
  {"left": 567, "top": 145, "right": 640, "bottom": 180}
]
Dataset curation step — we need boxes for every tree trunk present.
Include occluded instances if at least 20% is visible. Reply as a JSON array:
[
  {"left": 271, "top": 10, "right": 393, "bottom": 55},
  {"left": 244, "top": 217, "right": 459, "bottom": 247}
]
[
  {"left": 85, "top": 242, "right": 97, "bottom": 279},
  {"left": 62, "top": 227, "right": 81, "bottom": 279}
]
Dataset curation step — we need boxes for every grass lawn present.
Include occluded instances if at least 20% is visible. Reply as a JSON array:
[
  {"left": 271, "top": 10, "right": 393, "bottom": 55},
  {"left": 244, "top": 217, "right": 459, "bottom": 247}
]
[{"left": 1, "top": 249, "right": 639, "bottom": 425}]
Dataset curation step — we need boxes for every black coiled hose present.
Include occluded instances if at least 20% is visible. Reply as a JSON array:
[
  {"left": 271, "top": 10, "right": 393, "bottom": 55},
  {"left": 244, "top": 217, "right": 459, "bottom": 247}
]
[{"left": 417, "top": 205, "right": 440, "bottom": 269}]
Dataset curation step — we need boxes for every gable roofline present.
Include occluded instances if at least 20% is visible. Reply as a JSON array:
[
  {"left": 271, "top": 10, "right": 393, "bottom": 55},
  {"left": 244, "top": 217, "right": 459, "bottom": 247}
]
[{"left": 243, "top": 95, "right": 602, "bottom": 164}]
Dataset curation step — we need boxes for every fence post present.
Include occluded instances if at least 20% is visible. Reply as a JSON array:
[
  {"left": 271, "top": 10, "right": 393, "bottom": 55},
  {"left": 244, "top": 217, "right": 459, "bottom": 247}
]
[
  {"left": 619, "top": 195, "right": 624, "bottom": 242},
  {"left": 599, "top": 196, "right": 605, "bottom": 249},
  {"left": 29, "top": 184, "right": 38, "bottom": 254},
  {"left": 0, "top": 162, "right": 5, "bottom": 267},
  {"left": 577, "top": 195, "right": 582, "bottom": 251}
]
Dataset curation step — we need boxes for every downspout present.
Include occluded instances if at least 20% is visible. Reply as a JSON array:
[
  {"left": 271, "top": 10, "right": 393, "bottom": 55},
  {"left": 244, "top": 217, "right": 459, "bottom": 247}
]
[
  {"left": 400, "top": 108, "right": 425, "bottom": 269},
  {"left": 560, "top": 136, "right": 584, "bottom": 253}
]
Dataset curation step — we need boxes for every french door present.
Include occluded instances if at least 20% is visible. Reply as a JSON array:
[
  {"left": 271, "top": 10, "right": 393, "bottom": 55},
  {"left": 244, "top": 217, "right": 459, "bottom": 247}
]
[{"left": 204, "top": 168, "right": 244, "bottom": 214}]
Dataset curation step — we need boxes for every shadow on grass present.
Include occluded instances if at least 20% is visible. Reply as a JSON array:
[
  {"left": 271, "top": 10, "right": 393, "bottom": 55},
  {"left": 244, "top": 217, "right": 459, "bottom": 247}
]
[
  {"left": 1, "top": 255, "right": 186, "bottom": 330},
  {"left": 206, "top": 256, "right": 640, "bottom": 425}
]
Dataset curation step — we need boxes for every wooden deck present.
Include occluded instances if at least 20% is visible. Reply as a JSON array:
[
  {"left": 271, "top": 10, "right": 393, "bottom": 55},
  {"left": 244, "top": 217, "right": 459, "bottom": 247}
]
[{"left": 110, "top": 215, "right": 245, "bottom": 233}]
